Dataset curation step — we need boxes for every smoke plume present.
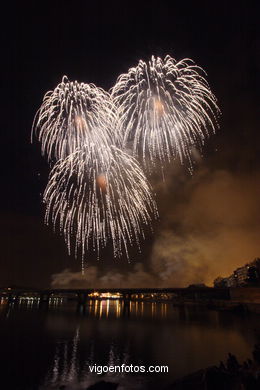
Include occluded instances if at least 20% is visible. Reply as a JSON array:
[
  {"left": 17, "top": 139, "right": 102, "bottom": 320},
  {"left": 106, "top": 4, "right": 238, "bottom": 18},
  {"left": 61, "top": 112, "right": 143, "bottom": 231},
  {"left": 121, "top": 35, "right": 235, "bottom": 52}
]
[{"left": 51, "top": 167, "right": 260, "bottom": 288}]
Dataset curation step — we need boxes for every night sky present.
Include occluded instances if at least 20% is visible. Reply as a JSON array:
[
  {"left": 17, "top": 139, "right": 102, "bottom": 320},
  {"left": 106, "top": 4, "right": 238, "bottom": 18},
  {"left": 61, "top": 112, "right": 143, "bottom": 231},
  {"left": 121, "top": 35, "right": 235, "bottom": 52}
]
[{"left": 2, "top": 1, "right": 260, "bottom": 288}]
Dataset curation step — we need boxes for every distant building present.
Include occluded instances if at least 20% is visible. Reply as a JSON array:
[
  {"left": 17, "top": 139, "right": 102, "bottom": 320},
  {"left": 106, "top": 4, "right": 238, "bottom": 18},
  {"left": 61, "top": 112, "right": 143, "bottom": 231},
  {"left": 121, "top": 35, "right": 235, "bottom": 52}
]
[
  {"left": 226, "top": 274, "right": 237, "bottom": 288},
  {"left": 234, "top": 265, "right": 249, "bottom": 286},
  {"left": 248, "top": 258, "right": 260, "bottom": 285},
  {"left": 214, "top": 258, "right": 260, "bottom": 288},
  {"left": 213, "top": 277, "right": 227, "bottom": 288}
]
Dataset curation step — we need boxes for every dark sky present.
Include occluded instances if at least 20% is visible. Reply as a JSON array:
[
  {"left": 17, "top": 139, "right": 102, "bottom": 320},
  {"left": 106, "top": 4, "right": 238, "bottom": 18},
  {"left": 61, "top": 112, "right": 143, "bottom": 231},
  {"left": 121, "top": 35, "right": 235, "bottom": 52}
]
[{"left": 2, "top": 0, "right": 260, "bottom": 288}]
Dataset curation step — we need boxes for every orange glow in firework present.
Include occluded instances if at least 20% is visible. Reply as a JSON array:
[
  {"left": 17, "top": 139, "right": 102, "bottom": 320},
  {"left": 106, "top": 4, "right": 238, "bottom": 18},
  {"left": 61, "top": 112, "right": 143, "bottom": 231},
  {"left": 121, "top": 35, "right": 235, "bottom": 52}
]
[
  {"left": 96, "top": 174, "right": 107, "bottom": 192},
  {"left": 154, "top": 99, "right": 164, "bottom": 116},
  {"left": 75, "top": 115, "right": 87, "bottom": 130}
]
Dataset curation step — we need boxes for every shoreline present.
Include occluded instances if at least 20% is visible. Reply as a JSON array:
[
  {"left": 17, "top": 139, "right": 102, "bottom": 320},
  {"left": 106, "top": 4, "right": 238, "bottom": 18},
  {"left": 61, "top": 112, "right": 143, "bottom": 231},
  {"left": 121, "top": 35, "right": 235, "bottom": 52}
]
[{"left": 167, "top": 345, "right": 260, "bottom": 389}]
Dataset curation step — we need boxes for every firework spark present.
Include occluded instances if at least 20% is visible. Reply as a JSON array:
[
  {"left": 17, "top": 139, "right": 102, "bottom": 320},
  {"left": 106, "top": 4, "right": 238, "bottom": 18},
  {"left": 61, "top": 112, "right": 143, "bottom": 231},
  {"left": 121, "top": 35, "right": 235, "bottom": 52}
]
[
  {"left": 33, "top": 55, "right": 219, "bottom": 268},
  {"left": 111, "top": 55, "right": 220, "bottom": 169},
  {"left": 44, "top": 144, "right": 157, "bottom": 263},
  {"left": 33, "top": 76, "right": 118, "bottom": 162}
]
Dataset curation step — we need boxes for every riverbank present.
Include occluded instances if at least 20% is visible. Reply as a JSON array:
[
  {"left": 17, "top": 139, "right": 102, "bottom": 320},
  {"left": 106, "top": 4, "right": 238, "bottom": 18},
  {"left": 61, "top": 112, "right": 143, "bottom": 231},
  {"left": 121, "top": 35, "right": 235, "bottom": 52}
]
[{"left": 167, "top": 345, "right": 260, "bottom": 390}]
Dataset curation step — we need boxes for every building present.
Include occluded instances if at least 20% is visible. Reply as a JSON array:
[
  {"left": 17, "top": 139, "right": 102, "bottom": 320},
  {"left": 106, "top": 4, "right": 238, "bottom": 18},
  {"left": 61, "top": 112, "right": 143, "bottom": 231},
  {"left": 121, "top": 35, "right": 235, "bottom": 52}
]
[
  {"left": 234, "top": 265, "right": 249, "bottom": 286},
  {"left": 214, "top": 258, "right": 260, "bottom": 288}
]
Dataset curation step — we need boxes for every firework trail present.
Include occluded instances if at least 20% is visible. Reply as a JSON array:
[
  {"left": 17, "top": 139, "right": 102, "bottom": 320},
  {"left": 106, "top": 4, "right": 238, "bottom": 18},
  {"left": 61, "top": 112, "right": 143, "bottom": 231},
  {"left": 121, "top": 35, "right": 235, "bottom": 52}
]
[
  {"left": 33, "top": 76, "right": 157, "bottom": 269},
  {"left": 111, "top": 55, "right": 220, "bottom": 169},
  {"left": 44, "top": 144, "right": 157, "bottom": 263},
  {"left": 33, "top": 54, "right": 219, "bottom": 268},
  {"left": 33, "top": 76, "right": 119, "bottom": 162}
]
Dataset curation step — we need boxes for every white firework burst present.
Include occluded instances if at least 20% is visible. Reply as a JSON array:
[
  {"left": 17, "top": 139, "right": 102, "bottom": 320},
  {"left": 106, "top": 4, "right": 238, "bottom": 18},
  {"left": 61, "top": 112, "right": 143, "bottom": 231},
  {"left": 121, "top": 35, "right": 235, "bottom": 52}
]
[
  {"left": 43, "top": 144, "right": 157, "bottom": 263},
  {"left": 33, "top": 76, "right": 118, "bottom": 162},
  {"left": 111, "top": 55, "right": 220, "bottom": 169},
  {"left": 33, "top": 55, "right": 220, "bottom": 269}
]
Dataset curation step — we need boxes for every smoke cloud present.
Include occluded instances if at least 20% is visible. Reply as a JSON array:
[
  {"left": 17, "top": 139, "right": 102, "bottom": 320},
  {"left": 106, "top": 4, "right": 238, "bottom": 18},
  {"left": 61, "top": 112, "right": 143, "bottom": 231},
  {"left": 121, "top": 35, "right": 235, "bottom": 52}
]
[{"left": 51, "top": 167, "right": 260, "bottom": 288}]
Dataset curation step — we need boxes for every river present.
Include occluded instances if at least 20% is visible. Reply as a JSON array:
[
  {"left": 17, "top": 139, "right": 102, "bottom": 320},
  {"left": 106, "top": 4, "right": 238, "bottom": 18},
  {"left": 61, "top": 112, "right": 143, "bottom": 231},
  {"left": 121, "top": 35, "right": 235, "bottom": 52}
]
[{"left": 0, "top": 298, "right": 259, "bottom": 389}]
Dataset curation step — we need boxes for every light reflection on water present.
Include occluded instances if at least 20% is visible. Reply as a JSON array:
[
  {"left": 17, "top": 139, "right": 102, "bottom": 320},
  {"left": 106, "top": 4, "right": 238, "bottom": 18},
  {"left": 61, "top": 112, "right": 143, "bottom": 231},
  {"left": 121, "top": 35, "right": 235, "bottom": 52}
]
[
  {"left": 42, "top": 324, "right": 145, "bottom": 390},
  {"left": 0, "top": 298, "right": 260, "bottom": 389}
]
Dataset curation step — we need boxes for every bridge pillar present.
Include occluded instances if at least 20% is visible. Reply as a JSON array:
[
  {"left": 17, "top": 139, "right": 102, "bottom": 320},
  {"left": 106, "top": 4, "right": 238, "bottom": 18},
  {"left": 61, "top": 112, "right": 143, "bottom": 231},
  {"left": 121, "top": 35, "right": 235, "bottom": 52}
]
[
  {"left": 193, "top": 292, "right": 199, "bottom": 301},
  {"left": 8, "top": 292, "right": 20, "bottom": 303},
  {"left": 77, "top": 292, "right": 89, "bottom": 305},
  {"left": 39, "top": 293, "right": 50, "bottom": 305},
  {"left": 7, "top": 293, "right": 14, "bottom": 303},
  {"left": 122, "top": 292, "right": 131, "bottom": 300}
]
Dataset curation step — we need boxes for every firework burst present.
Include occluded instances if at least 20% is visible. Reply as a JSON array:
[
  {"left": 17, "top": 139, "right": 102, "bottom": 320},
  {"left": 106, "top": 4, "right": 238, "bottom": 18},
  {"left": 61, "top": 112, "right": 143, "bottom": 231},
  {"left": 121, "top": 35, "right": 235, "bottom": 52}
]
[
  {"left": 33, "top": 76, "right": 118, "bottom": 162},
  {"left": 44, "top": 144, "right": 157, "bottom": 263},
  {"left": 111, "top": 55, "right": 220, "bottom": 169},
  {"left": 33, "top": 55, "right": 219, "bottom": 269}
]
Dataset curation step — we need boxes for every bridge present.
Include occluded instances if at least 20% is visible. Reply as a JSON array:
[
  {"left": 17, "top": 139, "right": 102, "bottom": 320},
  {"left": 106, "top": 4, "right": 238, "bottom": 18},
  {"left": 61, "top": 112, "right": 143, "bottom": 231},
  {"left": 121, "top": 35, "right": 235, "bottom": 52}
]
[{"left": 0, "top": 287, "right": 230, "bottom": 304}]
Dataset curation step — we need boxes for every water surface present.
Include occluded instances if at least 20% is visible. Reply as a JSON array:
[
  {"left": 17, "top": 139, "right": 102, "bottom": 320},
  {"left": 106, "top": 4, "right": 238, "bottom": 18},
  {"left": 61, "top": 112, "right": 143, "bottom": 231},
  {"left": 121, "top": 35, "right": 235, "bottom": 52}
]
[{"left": 1, "top": 298, "right": 259, "bottom": 389}]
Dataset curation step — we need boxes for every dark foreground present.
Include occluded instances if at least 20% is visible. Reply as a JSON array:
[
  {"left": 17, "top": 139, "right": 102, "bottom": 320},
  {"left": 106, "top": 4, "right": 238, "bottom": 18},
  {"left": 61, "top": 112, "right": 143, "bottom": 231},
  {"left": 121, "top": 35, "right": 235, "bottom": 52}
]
[
  {"left": 168, "top": 345, "right": 260, "bottom": 389},
  {"left": 0, "top": 299, "right": 259, "bottom": 389}
]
